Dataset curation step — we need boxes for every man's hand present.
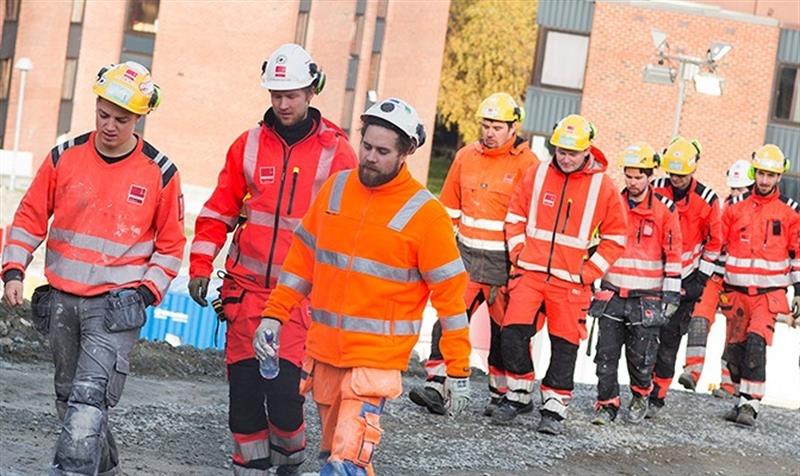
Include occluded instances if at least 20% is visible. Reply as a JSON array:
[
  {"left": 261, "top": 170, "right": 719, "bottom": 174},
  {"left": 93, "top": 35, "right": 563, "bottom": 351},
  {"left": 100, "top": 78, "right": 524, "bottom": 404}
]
[
  {"left": 662, "top": 291, "right": 680, "bottom": 318},
  {"left": 253, "top": 318, "right": 282, "bottom": 361},
  {"left": 188, "top": 277, "right": 209, "bottom": 307},
  {"left": 2, "top": 280, "right": 24, "bottom": 307},
  {"left": 444, "top": 376, "right": 470, "bottom": 416}
]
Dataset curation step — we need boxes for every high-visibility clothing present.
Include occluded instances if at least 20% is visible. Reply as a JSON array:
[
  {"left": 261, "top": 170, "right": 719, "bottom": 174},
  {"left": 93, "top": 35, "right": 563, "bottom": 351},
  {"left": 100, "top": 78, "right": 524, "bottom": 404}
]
[
  {"left": 719, "top": 190, "right": 800, "bottom": 293},
  {"left": 440, "top": 136, "right": 538, "bottom": 285},
  {"left": 602, "top": 188, "right": 682, "bottom": 296},
  {"left": 189, "top": 108, "right": 357, "bottom": 292},
  {"left": 682, "top": 275, "right": 723, "bottom": 383},
  {"left": 1, "top": 132, "right": 185, "bottom": 302},
  {"left": 651, "top": 177, "right": 722, "bottom": 279},
  {"left": 263, "top": 166, "right": 471, "bottom": 376},
  {"left": 505, "top": 146, "right": 628, "bottom": 286}
]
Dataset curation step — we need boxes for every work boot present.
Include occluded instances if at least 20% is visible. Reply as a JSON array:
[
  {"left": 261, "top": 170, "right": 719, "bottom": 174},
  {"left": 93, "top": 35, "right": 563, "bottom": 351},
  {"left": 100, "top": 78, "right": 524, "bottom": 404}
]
[
  {"left": 678, "top": 371, "right": 696, "bottom": 391},
  {"left": 276, "top": 464, "right": 301, "bottom": 476},
  {"left": 735, "top": 404, "right": 757, "bottom": 427},
  {"left": 536, "top": 413, "right": 563, "bottom": 435},
  {"left": 645, "top": 397, "right": 664, "bottom": 419},
  {"left": 712, "top": 385, "right": 736, "bottom": 399},
  {"left": 591, "top": 406, "right": 617, "bottom": 426},
  {"left": 408, "top": 386, "right": 446, "bottom": 415},
  {"left": 723, "top": 405, "right": 739, "bottom": 422},
  {"left": 490, "top": 399, "right": 532, "bottom": 425},
  {"left": 483, "top": 397, "right": 502, "bottom": 417},
  {"left": 626, "top": 395, "right": 649, "bottom": 424}
]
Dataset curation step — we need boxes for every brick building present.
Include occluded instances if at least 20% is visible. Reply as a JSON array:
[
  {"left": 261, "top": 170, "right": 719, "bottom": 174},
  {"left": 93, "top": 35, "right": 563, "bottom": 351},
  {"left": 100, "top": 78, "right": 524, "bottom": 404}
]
[
  {"left": 0, "top": 0, "right": 449, "bottom": 210},
  {"left": 523, "top": 0, "right": 800, "bottom": 197}
]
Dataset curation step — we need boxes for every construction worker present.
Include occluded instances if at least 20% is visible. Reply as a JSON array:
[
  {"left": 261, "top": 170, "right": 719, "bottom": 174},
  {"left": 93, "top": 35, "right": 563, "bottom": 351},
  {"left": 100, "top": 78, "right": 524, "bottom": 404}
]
[
  {"left": 648, "top": 137, "right": 722, "bottom": 418},
  {"left": 678, "top": 159, "right": 754, "bottom": 398},
  {"left": 408, "top": 92, "right": 539, "bottom": 417},
  {"left": 1, "top": 61, "right": 185, "bottom": 475},
  {"left": 187, "top": 44, "right": 356, "bottom": 476},
  {"left": 590, "top": 142, "right": 682, "bottom": 425},
  {"left": 493, "top": 114, "right": 628, "bottom": 434},
  {"left": 258, "top": 97, "right": 472, "bottom": 475},
  {"left": 718, "top": 145, "right": 800, "bottom": 426}
]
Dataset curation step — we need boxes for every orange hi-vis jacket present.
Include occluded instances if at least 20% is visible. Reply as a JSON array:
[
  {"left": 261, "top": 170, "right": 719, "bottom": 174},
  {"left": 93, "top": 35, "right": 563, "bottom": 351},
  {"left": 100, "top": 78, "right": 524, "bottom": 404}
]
[
  {"left": 602, "top": 188, "right": 683, "bottom": 296},
  {"left": 440, "top": 136, "right": 539, "bottom": 286},
  {"left": 1, "top": 132, "right": 185, "bottom": 302},
  {"left": 651, "top": 177, "right": 722, "bottom": 279},
  {"left": 189, "top": 108, "right": 357, "bottom": 292},
  {"left": 505, "top": 146, "right": 628, "bottom": 286},
  {"left": 263, "top": 166, "right": 472, "bottom": 376},
  {"left": 720, "top": 190, "right": 800, "bottom": 293}
]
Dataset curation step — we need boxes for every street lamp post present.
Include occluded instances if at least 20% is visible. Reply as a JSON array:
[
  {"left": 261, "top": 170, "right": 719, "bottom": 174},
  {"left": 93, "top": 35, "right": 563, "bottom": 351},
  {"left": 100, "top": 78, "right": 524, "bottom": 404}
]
[{"left": 10, "top": 57, "right": 33, "bottom": 191}]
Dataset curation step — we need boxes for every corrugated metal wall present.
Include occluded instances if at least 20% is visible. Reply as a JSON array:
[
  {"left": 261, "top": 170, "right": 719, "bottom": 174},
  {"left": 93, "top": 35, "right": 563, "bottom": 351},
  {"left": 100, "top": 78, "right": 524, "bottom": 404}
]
[
  {"left": 523, "top": 86, "right": 582, "bottom": 135},
  {"left": 777, "top": 28, "right": 800, "bottom": 64},
  {"left": 538, "top": 0, "right": 594, "bottom": 33}
]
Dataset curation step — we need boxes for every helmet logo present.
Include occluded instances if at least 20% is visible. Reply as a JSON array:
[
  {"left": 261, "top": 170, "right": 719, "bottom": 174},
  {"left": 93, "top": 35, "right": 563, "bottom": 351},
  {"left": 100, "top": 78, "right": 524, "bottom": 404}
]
[
  {"left": 274, "top": 64, "right": 287, "bottom": 78},
  {"left": 673, "top": 150, "right": 682, "bottom": 158},
  {"left": 380, "top": 101, "right": 396, "bottom": 113},
  {"left": 123, "top": 68, "right": 139, "bottom": 82}
]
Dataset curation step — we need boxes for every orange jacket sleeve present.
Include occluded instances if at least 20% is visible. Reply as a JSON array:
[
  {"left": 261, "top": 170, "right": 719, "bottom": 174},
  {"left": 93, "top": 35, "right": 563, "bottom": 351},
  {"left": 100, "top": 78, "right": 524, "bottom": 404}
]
[
  {"left": 699, "top": 199, "right": 723, "bottom": 278},
  {"left": 143, "top": 172, "right": 187, "bottom": 303},
  {"left": 1, "top": 154, "right": 56, "bottom": 278},
  {"left": 419, "top": 213, "right": 471, "bottom": 377},
  {"left": 504, "top": 164, "right": 536, "bottom": 265},
  {"left": 189, "top": 133, "right": 248, "bottom": 279},
  {"left": 581, "top": 177, "right": 629, "bottom": 284},
  {"left": 439, "top": 152, "right": 463, "bottom": 225}
]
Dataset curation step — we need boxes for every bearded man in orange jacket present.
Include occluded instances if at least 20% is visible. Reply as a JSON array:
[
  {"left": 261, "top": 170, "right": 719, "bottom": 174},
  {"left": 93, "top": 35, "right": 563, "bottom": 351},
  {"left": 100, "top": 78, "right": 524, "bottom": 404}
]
[{"left": 258, "top": 98, "right": 472, "bottom": 476}]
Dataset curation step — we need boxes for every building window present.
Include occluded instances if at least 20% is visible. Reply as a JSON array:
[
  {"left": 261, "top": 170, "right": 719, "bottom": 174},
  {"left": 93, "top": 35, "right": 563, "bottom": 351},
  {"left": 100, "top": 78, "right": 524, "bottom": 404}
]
[
  {"left": 0, "top": 58, "right": 12, "bottom": 101},
  {"left": 0, "top": 0, "right": 21, "bottom": 147},
  {"left": 126, "top": 0, "right": 159, "bottom": 34},
  {"left": 295, "top": 0, "right": 312, "bottom": 47},
  {"left": 341, "top": 0, "right": 366, "bottom": 134},
  {"left": 58, "top": 0, "right": 86, "bottom": 136},
  {"left": 364, "top": 0, "right": 388, "bottom": 109},
  {"left": 5, "top": 0, "right": 21, "bottom": 21},
  {"left": 121, "top": 0, "right": 160, "bottom": 134},
  {"left": 773, "top": 65, "right": 799, "bottom": 124},
  {"left": 534, "top": 29, "right": 590, "bottom": 91},
  {"left": 70, "top": 0, "right": 86, "bottom": 23}
]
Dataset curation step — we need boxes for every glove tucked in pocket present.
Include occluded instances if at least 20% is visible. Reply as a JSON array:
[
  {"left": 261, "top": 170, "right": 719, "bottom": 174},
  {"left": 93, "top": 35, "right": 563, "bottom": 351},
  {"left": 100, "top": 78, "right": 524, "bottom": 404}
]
[
  {"left": 105, "top": 289, "right": 146, "bottom": 332},
  {"left": 640, "top": 296, "right": 667, "bottom": 327},
  {"left": 30, "top": 285, "right": 53, "bottom": 334}
]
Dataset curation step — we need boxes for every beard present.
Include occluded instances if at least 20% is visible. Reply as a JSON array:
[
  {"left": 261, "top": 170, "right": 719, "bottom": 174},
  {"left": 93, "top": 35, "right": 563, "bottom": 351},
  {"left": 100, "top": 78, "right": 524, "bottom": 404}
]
[{"left": 358, "top": 162, "right": 401, "bottom": 188}]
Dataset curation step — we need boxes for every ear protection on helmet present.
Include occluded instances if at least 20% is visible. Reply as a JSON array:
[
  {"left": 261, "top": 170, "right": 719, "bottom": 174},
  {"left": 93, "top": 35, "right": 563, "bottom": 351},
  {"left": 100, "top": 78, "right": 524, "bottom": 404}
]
[
  {"left": 148, "top": 84, "right": 161, "bottom": 110},
  {"left": 96, "top": 66, "right": 109, "bottom": 80},
  {"left": 416, "top": 123, "right": 426, "bottom": 148},
  {"left": 653, "top": 152, "right": 661, "bottom": 167},
  {"left": 588, "top": 122, "right": 596, "bottom": 141}
]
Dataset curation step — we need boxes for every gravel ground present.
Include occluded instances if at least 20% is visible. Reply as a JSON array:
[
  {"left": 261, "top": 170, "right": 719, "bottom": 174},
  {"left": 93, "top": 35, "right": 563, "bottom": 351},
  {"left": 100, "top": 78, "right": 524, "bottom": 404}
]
[{"left": 2, "top": 303, "right": 799, "bottom": 475}]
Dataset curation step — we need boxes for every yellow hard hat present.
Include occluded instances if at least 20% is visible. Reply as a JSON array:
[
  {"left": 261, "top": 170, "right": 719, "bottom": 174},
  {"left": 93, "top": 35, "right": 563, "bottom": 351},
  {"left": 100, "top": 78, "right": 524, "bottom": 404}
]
[
  {"left": 750, "top": 144, "right": 789, "bottom": 176},
  {"left": 93, "top": 61, "right": 160, "bottom": 115},
  {"left": 476, "top": 92, "right": 524, "bottom": 123},
  {"left": 618, "top": 142, "right": 660, "bottom": 169},
  {"left": 661, "top": 136, "right": 702, "bottom": 175},
  {"left": 550, "top": 114, "right": 595, "bottom": 152}
]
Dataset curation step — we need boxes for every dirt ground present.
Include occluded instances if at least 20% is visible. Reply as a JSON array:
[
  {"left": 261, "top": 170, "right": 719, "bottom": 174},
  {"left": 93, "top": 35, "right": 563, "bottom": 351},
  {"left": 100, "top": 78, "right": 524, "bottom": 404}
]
[{"left": 1, "top": 301, "right": 799, "bottom": 476}]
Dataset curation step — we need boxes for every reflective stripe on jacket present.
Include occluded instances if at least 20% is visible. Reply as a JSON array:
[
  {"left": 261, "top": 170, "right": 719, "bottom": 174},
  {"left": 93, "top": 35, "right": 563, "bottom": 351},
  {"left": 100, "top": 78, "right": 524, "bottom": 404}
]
[
  {"left": 189, "top": 108, "right": 357, "bottom": 292},
  {"left": 263, "top": 166, "right": 471, "bottom": 376},
  {"left": 440, "top": 136, "right": 538, "bottom": 285},
  {"left": 721, "top": 190, "right": 800, "bottom": 291},
  {"left": 602, "top": 188, "right": 683, "bottom": 294},
  {"left": 1, "top": 132, "right": 185, "bottom": 302},
  {"left": 505, "top": 146, "right": 628, "bottom": 286}
]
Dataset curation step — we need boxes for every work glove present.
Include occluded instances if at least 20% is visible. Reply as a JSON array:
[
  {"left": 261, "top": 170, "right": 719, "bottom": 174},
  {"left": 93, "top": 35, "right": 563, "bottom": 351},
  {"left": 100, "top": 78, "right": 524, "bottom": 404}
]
[
  {"left": 662, "top": 291, "right": 681, "bottom": 318},
  {"left": 443, "top": 376, "right": 470, "bottom": 416},
  {"left": 253, "top": 318, "right": 282, "bottom": 361},
  {"left": 188, "top": 277, "right": 210, "bottom": 307},
  {"left": 682, "top": 271, "right": 709, "bottom": 302}
]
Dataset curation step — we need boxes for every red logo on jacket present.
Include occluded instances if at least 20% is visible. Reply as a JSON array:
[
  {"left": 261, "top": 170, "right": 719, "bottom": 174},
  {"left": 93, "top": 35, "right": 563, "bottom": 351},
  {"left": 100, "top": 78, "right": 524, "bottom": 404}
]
[
  {"left": 259, "top": 166, "right": 276, "bottom": 184},
  {"left": 543, "top": 192, "right": 556, "bottom": 207},
  {"left": 128, "top": 185, "right": 147, "bottom": 205}
]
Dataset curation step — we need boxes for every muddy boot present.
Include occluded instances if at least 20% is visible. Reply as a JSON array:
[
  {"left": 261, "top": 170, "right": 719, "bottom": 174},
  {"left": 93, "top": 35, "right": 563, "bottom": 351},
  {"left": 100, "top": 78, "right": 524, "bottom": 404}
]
[
  {"left": 735, "top": 404, "right": 757, "bottom": 427},
  {"left": 626, "top": 395, "right": 648, "bottom": 424},
  {"left": 723, "top": 405, "right": 739, "bottom": 422},
  {"left": 645, "top": 397, "right": 664, "bottom": 419},
  {"left": 591, "top": 406, "right": 617, "bottom": 426},
  {"left": 490, "top": 399, "right": 530, "bottom": 425},
  {"left": 712, "top": 385, "right": 736, "bottom": 399},
  {"left": 483, "top": 397, "right": 502, "bottom": 417},
  {"left": 408, "top": 386, "right": 446, "bottom": 415},
  {"left": 678, "top": 371, "right": 696, "bottom": 391},
  {"left": 536, "top": 413, "right": 563, "bottom": 435},
  {"left": 276, "top": 464, "right": 301, "bottom": 476}
]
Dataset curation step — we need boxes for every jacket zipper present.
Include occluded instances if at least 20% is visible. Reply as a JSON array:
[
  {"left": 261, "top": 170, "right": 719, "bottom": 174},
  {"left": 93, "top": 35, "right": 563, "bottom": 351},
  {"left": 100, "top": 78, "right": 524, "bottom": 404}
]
[
  {"left": 560, "top": 199, "right": 572, "bottom": 233},
  {"left": 286, "top": 167, "right": 300, "bottom": 215},
  {"left": 545, "top": 177, "right": 570, "bottom": 278},
  {"left": 637, "top": 222, "right": 642, "bottom": 243},
  {"left": 264, "top": 141, "right": 290, "bottom": 285}
]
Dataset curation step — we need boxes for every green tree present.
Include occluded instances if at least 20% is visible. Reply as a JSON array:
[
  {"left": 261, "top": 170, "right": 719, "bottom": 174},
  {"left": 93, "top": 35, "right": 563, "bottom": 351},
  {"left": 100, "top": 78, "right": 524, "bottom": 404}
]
[{"left": 438, "top": 0, "right": 538, "bottom": 144}]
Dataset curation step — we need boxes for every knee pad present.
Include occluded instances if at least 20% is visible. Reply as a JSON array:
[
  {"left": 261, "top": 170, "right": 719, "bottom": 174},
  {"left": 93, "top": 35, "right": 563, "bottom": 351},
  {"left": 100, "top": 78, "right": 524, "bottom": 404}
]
[
  {"left": 544, "top": 336, "right": 579, "bottom": 391},
  {"left": 744, "top": 333, "right": 767, "bottom": 370},
  {"left": 500, "top": 325, "right": 533, "bottom": 374},
  {"left": 70, "top": 381, "right": 106, "bottom": 408},
  {"left": 686, "top": 317, "right": 709, "bottom": 347},
  {"left": 228, "top": 361, "right": 268, "bottom": 434}
]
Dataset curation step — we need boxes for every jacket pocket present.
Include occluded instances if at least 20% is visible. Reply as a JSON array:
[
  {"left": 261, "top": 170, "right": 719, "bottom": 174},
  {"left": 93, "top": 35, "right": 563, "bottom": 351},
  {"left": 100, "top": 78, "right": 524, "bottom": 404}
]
[
  {"left": 30, "top": 284, "right": 53, "bottom": 334},
  {"left": 106, "top": 353, "right": 130, "bottom": 407},
  {"left": 765, "top": 290, "right": 790, "bottom": 315},
  {"left": 640, "top": 296, "right": 667, "bottom": 327},
  {"left": 104, "top": 289, "right": 146, "bottom": 332},
  {"left": 350, "top": 367, "right": 402, "bottom": 399}
]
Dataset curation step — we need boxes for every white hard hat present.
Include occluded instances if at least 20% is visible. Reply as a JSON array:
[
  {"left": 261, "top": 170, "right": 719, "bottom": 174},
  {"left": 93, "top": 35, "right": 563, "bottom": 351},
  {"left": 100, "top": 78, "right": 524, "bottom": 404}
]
[
  {"left": 361, "top": 98, "right": 426, "bottom": 148},
  {"left": 726, "top": 159, "right": 754, "bottom": 188},
  {"left": 260, "top": 43, "right": 325, "bottom": 93}
]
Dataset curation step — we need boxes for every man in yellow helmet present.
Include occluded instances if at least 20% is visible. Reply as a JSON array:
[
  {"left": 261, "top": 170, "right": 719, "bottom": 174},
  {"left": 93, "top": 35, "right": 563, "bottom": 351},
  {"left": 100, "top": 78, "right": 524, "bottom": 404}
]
[
  {"left": 648, "top": 137, "right": 722, "bottom": 418},
  {"left": 408, "top": 92, "right": 539, "bottom": 417},
  {"left": 718, "top": 145, "right": 799, "bottom": 426},
  {"left": 1, "top": 61, "right": 185, "bottom": 475}
]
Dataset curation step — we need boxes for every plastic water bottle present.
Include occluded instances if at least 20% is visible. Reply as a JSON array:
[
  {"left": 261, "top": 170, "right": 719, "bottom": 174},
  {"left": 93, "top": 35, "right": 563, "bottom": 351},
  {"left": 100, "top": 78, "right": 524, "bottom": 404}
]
[{"left": 259, "top": 330, "right": 280, "bottom": 379}]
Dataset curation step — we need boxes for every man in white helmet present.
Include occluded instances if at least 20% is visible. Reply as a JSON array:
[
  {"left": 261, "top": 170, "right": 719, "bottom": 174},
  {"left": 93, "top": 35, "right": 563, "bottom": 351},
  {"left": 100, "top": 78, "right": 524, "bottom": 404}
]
[
  {"left": 187, "top": 44, "right": 356, "bottom": 475},
  {"left": 258, "top": 98, "right": 472, "bottom": 475},
  {"left": 678, "top": 159, "right": 754, "bottom": 399}
]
